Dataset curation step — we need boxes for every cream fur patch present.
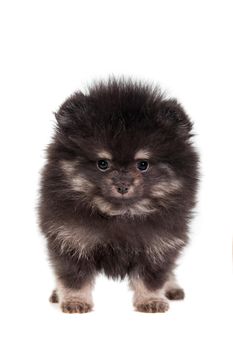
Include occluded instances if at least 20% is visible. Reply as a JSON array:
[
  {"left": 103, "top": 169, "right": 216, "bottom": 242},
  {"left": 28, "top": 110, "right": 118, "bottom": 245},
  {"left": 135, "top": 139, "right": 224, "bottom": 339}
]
[
  {"left": 61, "top": 160, "right": 94, "bottom": 193},
  {"left": 92, "top": 196, "right": 156, "bottom": 217},
  {"left": 129, "top": 273, "right": 182, "bottom": 305},
  {"left": 151, "top": 178, "right": 182, "bottom": 198},
  {"left": 129, "top": 276, "right": 165, "bottom": 305},
  {"left": 56, "top": 279, "right": 94, "bottom": 307},
  {"left": 145, "top": 236, "right": 185, "bottom": 264},
  {"left": 163, "top": 273, "right": 180, "bottom": 292},
  {"left": 151, "top": 164, "right": 182, "bottom": 198},
  {"left": 47, "top": 223, "right": 99, "bottom": 258},
  {"left": 134, "top": 149, "right": 151, "bottom": 159},
  {"left": 96, "top": 150, "right": 112, "bottom": 160}
]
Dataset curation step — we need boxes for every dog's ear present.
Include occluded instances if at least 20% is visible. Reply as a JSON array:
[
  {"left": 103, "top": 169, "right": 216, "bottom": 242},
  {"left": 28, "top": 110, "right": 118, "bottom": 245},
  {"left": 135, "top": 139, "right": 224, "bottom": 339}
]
[
  {"left": 159, "top": 99, "right": 193, "bottom": 137},
  {"left": 55, "top": 92, "right": 86, "bottom": 128}
]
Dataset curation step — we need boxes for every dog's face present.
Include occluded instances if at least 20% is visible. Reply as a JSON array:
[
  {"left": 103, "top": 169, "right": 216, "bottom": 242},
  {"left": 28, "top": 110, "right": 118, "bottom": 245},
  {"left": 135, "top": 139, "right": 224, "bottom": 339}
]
[
  {"left": 55, "top": 81, "right": 194, "bottom": 216},
  {"left": 61, "top": 147, "right": 181, "bottom": 216}
]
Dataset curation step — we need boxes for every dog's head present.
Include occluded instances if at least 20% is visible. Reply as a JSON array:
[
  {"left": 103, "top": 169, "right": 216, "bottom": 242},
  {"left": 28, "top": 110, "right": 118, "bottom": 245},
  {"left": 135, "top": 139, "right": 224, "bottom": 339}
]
[{"left": 53, "top": 79, "right": 196, "bottom": 217}]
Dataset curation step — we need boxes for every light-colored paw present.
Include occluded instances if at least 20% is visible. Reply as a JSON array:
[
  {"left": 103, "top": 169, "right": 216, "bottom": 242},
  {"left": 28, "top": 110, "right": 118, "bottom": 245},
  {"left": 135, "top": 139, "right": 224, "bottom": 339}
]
[
  {"left": 61, "top": 301, "right": 92, "bottom": 314},
  {"left": 135, "top": 298, "right": 169, "bottom": 313}
]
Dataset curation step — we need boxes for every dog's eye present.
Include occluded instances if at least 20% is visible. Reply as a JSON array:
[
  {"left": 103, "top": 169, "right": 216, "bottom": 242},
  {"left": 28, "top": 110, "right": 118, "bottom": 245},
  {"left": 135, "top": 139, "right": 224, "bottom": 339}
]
[
  {"left": 97, "top": 159, "right": 110, "bottom": 171},
  {"left": 137, "top": 160, "right": 149, "bottom": 172}
]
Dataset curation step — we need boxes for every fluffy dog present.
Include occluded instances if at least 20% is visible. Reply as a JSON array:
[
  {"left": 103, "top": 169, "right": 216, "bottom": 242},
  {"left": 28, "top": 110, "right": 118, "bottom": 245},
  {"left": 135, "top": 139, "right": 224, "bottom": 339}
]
[{"left": 39, "top": 78, "right": 199, "bottom": 313}]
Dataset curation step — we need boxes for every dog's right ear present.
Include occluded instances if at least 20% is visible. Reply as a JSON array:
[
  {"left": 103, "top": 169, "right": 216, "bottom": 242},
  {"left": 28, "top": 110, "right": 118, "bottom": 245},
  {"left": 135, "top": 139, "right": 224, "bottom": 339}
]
[{"left": 55, "top": 92, "right": 86, "bottom": 128}]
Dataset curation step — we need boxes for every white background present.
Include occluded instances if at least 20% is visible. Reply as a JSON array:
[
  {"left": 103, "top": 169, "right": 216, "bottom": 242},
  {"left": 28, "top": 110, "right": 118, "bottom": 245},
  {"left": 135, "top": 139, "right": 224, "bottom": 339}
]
[{"left": 0, "top": 0, "right": 232, "bottom": 349}]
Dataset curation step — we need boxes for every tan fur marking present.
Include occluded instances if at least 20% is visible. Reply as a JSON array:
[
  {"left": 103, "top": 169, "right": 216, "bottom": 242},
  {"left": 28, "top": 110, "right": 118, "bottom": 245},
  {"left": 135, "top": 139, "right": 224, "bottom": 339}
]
[
  {"left": 47, "top": 223, "right": 99, "bottom": 258},
  {"left": 60, "top": 160, "right": 94, "bottom": 193},
  {"left": 60, "top": 160, "right": 78, "bottom": 173},
  {"left": 57, "top": 279, "right": 94, "bottom": 313},
  {"left": 151, "top": 178, "right": 182, "bottom": 198},
  {"left": 145, "top": 236, "right": 185, "bottom": 264},
  {"left": 97, "top": 150, "right": 112, "bottom": 160},
  {"left": 129, "top": 276, "right": 169, "bottom": 313},
  {"left": 130, "top": 199, "right": 156, "bottom": 216},
  {"left": 92, "top": 196, "right": 156, "bottom": 217},
  {"left": 163, "top": 273, "right": 179, "bottom": 291},
  {"left": 71, "top": 175, "right": 94, "bottom": 192},
  {"left": 134, "top": 149, "right": 151, "bottom": 160},
  {"left": 164, "top": 273, "right": 185, "bottom": 300}
]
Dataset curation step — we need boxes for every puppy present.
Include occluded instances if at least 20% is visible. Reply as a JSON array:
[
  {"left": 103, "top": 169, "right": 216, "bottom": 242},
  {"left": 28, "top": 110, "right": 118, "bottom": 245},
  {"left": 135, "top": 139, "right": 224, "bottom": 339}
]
[{"left": 39, "top": 78, "right": 199, "bottom": 313}]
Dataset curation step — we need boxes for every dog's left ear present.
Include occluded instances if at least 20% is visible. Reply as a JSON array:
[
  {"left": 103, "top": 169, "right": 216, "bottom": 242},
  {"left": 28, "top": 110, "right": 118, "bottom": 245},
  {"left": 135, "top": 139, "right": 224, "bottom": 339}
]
[{"left": 159, "top": 99, "right": 193, "bottom": 137}]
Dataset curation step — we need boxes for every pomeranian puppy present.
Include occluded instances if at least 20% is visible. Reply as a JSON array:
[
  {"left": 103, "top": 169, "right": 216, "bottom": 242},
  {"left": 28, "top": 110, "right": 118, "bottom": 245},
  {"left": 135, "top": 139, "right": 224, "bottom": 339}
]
[{"left": 39, "top": 78, "right": 199, "bottom": 313}]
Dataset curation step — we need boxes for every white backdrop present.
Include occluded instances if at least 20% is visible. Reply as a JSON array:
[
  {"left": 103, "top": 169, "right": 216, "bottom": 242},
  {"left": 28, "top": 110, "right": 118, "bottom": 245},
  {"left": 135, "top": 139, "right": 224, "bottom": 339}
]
[{"left": 0, "top": 1, "right": 232, "bottom": 349}]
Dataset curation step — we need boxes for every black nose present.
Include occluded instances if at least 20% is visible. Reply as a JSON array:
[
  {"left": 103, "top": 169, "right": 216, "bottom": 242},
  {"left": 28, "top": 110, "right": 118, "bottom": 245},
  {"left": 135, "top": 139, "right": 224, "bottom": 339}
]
[{"left": 117, "top": 185, "right": 129, "bottom": 194}]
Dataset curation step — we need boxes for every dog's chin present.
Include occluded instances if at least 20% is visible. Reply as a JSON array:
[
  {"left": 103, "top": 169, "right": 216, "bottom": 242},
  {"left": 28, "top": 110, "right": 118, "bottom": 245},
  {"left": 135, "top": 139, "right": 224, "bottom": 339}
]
[
  {"left": 107, "top": 196, "right": 138, "bottom": 206},
  {"left": 92, "top": 195, "right": 155, "bottom": 217}
]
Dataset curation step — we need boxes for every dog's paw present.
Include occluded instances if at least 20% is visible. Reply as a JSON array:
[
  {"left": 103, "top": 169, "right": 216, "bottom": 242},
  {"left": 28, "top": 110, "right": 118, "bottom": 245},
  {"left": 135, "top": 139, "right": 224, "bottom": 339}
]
[
  {"left": 61, "top": 301, "right": 92, "bottom": 314},
  {"left": 135, "top": 298, "right": 169, "bottom": 313},
  {"left": 165, "top": 288, "right": 185, "bottom": 300},
  {"left": 49, "top": 289, "right": 59, "bottom": 303}
]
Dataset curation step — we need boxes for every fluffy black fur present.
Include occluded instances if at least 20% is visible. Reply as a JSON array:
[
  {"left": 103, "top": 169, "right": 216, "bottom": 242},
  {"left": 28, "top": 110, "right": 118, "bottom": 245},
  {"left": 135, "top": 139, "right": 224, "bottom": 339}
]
[{"left": 39, "top": 78, "right": 199, "bottom": 313}]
